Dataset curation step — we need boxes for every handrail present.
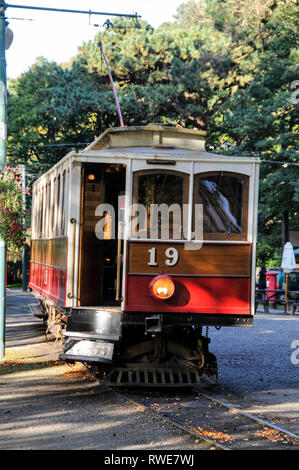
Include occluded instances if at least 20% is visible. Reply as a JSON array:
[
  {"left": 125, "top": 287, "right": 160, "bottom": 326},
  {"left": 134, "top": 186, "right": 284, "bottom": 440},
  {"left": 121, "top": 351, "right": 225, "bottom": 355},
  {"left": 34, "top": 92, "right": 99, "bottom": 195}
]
[
  {"left": 115, "top": 221, "right": 123, "bottom": 302},
  {"left": 68, "top": 218, "right": 76, "bottom": 300}
]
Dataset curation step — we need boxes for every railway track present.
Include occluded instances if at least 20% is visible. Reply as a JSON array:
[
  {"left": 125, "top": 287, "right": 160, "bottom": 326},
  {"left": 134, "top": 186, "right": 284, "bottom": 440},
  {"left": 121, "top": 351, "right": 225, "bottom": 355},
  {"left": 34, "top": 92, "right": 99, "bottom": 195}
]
[
  {"left": 84, "top": 365, "right": 299, "bottom": 450},
  {"left": 116, "top": 389, "right": 298, "bottom": 450}
]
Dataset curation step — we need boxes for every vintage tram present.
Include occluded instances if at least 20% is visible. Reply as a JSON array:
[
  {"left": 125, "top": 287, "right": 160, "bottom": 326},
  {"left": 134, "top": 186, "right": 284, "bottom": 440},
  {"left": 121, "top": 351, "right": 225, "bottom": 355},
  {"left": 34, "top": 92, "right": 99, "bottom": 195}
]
[{"left": 29, "top": 124, "right": 260, "bottom": 386}]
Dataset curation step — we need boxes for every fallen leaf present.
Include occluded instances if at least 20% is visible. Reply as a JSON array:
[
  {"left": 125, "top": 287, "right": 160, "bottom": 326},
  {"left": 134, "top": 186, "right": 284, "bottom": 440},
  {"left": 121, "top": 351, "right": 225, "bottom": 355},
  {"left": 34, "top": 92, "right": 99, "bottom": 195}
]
[
  {"left": 189, "top": 425, "right": 233, "bottom": 442},
  {"left": 254, "top": 428, "right": 298, "bottom": 445}
]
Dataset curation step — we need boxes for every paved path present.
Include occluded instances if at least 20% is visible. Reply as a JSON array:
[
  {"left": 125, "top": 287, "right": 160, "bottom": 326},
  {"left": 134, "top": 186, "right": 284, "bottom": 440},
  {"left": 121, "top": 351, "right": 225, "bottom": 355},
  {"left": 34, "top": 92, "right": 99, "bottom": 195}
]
[
  {"left": 0, "top": 289, "right": 208, "bottom": 451},
  {"left": 208, "top": 308, "right": 299, "bottom": 434},
  {"left": 1, "top": 289, "right": 298, "bottom": 449},
  {"left": 4, "top": 288, "right": 62, "bottom": 360}
]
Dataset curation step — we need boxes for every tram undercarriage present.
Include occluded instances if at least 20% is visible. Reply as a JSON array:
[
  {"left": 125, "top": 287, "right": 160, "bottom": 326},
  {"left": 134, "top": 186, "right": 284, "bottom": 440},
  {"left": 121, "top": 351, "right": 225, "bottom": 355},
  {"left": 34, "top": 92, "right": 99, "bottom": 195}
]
[
  {"left": 36, "top": 297, "right": 254, "bottom": 388},
  {"left": 50, "top": 306, "right": 218, "bottom": 387},
  {"left": 107, "top": 335, "right": 218, "bottom": 387}
]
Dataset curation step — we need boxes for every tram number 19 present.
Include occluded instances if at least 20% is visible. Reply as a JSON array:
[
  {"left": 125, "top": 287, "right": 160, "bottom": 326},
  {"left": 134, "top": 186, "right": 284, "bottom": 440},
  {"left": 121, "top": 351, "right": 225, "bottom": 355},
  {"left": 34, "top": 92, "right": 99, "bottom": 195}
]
[{"left": 148, "top": 247, "right": 179, "bottom": 267}]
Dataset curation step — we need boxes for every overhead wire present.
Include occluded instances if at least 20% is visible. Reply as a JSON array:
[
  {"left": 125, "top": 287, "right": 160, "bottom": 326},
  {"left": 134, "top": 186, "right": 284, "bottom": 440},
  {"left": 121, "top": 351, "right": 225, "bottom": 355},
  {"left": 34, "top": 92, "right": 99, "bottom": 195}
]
[
  {"left": 7, "top": 142, "right": 91, "bottom": 149},
  {"left": 5, "top": 141, "right": 298, "bottom": 168}
]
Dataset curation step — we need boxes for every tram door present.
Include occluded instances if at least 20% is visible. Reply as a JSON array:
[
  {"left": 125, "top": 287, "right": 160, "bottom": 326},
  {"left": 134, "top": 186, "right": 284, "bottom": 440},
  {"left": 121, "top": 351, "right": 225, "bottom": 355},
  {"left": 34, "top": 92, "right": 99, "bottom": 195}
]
[{"left": 78, "top": 163, "right": 126, "bottom": 306}]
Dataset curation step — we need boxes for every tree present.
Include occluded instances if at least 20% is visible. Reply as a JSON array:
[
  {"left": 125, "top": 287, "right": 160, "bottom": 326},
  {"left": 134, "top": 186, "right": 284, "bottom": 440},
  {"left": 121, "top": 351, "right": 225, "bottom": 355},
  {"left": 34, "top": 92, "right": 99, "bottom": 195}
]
[
  {"left": 7, "top": 57, "right": 104, "bottom": 167},
  {"left": 174, "top": 0, "right": 209, "bottom": 25},
  {"left": 6, "top": 2, "right": 298, "bottom": 265},
  {"left": 209, "top": 0, "right": 299, "bottom": 263},
  {"left": 207, "top": 0, "right": 276, "bottom": 39}
]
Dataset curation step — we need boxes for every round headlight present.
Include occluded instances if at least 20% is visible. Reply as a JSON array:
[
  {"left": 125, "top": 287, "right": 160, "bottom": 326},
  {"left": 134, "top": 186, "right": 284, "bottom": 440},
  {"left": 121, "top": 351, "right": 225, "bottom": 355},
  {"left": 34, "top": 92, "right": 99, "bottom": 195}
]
[{"left": 149, "top": 275, "right": 175, "bottom": 300}]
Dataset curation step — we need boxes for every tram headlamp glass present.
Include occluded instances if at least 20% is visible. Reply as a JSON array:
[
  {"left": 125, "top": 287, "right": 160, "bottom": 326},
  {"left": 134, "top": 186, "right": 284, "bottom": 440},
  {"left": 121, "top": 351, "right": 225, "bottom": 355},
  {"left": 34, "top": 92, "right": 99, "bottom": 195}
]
[
  {"left": 87, "top": 173, "right": 96, "bottom": 182},
  {"left": 149, "top": 276, "right": 175, "bottom": 300}
]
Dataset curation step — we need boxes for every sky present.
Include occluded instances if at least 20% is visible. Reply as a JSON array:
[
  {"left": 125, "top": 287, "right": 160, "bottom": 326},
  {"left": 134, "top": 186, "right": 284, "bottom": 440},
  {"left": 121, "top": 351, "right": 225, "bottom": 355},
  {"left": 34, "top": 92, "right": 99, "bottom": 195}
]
[{"left": 5, "top": 0, "right": 184, "bottom": 79}]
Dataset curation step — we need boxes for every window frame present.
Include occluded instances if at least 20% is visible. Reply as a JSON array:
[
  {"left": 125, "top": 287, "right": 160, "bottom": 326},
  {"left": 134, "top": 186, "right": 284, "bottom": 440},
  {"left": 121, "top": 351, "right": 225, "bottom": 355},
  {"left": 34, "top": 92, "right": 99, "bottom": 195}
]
[
  {"left": 55, "top": 173, "right": 61, "bottom": 236},
  {"left": 61, "top": 170, "right": 66, "bottom": 235},
  {"left": 132, "top": 169, "right": 189, "bottom": 241},
  {"left": 193, "top": 171, "right": 249, "bottom": 241}
]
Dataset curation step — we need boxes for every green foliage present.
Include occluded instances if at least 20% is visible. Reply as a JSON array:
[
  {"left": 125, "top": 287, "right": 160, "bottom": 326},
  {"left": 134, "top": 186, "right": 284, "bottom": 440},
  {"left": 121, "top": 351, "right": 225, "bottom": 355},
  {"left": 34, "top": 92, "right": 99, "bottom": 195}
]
[
  {"left": 209, "top": 0, "right": 299, "bottom": 263},
  {"left": 6, "top": 1, "right": 299, "bottom": 264},
  {"left": 0, "top": 166, "right": 30, "bottom": 257},
  {"left": 174, "top": 0, "right": 209, "bottom": 25},
  {"left": 7, "top": 56, "right": 103, "bottom": 166}
]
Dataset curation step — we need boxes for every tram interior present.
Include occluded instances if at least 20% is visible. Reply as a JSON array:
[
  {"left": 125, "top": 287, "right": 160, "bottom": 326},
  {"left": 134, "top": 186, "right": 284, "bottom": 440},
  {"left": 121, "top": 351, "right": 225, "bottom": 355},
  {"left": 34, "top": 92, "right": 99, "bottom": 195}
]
[{"left": 78, "top": 163, "right": 126, "bottom": 306}]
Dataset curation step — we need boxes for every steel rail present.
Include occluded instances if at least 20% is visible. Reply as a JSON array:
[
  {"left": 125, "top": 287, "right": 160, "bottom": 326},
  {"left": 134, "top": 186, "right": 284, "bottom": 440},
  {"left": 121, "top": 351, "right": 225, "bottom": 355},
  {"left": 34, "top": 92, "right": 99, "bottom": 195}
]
[
  {"left": 110, "top": 387, "right": 230, "bottom": 451},
  {"left": 81, "top": 364, "right": 229, "bottom": 450},
  {"left": 117, "top": 387, "right": 299, "bottom": 449},
  {"left": 79, "top": 364, "right": 299, "bottom": 449},
  {"left": 194, "top": 388, "right": 299, "bottom": 441}
]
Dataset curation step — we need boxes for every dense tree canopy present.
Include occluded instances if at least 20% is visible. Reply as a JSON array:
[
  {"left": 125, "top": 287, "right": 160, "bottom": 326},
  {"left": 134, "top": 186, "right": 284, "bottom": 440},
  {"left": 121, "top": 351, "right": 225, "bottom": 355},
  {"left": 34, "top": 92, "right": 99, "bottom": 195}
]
[{"left": 6, "top": 0, "right": 299, "bottom": 265}]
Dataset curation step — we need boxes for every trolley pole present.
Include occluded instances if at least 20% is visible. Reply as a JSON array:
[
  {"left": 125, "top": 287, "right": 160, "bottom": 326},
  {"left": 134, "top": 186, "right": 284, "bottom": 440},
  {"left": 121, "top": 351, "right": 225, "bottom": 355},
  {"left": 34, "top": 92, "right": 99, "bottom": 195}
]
[{"left": 0, "top": 0, "right": 7, "bottom": 359}]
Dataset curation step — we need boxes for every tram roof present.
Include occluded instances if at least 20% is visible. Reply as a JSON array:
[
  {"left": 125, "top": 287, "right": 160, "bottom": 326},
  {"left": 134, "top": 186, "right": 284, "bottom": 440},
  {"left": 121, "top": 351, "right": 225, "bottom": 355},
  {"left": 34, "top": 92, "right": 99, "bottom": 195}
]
[
  {"left": 33, "top": 124, "right": 260, "bottom": 186},
  {"left": 84, "top": 124, "right": 207, "bottom": 153}
]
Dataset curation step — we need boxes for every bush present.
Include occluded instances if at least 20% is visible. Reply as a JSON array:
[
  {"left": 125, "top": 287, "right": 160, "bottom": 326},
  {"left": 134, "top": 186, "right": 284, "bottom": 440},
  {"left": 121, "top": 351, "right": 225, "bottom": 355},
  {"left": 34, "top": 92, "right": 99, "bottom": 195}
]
[{"left": 0, "top": 166, "right": 30, "bottom": 257}]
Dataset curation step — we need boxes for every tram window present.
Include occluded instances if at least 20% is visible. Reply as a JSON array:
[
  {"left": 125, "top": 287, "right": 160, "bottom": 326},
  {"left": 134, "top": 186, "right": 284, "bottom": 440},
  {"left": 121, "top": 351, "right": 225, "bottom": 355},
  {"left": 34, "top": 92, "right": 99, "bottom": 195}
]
[
  {"left": 50, "top": 178, "right": 56, "bottom": 236},
  {"left": 194, "top": 172, "right": 248, "bottom": 240},
  {"left": 61, "top": 171, "right": 66, "bottom": 235},
  {"left": 40, "top": 186, "right": 45, "bottom": 237},
  {"left": 35, "top": 189, "right": 40, "bottom": 238},
  {"left": 33, "top": 189, "right": 38, "bottom": 239},
  {"left": 44, "top": 185, "right": 48, "bottom": 238},
  {"left": 133, "top": 170, "right": 188, "bottom": 240},
  {"left": 46, "top": 182, "right": 51, "bottom": 238},
  {"left": 55, "top": 174, "right": 61, "bottom": 235},
  {"left": 37, "top": 189, "right": 41, "bottom": 237}
]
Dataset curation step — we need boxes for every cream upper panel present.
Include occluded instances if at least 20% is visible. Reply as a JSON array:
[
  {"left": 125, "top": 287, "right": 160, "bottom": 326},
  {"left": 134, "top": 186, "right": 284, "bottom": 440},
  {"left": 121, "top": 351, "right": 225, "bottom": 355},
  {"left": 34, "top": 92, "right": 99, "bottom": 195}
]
[{"left": 86, "top": 124, "right": 207, "bottom": 152}]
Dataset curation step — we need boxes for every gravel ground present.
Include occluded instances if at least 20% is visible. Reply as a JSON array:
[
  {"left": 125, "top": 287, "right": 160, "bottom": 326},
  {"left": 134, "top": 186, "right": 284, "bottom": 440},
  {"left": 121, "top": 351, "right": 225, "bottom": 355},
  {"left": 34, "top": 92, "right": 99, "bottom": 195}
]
[
  {"left": 0, "top": 361, "right": 211, "bottom": 450},
  {"left": 126, "top": 389, "right": 298, "bottom": 450},
  {"left": 205, "top": 309, "right": 299, "bottom": 433},
  {"left": 1, "top": 289, "right": 298, "bottom": 450},
  {"left": 1, "top": 289, "right": 211, "bottom": 451}
]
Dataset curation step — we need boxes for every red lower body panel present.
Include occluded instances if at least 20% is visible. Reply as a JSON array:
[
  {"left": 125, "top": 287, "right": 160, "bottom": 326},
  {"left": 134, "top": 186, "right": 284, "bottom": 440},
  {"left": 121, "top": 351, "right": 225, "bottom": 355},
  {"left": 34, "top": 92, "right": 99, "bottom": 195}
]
[
  {"left": 125, "top": 275, "right": 251, "bottom": 314},
  {"left": 29, "top": 262, "right": 66, "bottom": 307}
]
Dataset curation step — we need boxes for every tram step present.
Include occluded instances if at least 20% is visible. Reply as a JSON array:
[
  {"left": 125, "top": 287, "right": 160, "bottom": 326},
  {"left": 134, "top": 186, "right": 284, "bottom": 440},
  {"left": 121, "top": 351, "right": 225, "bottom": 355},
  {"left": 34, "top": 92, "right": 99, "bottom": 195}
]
[
  {"left": 104, "top": 366, "right": 217, "bottom": 388},
  {"left": 28, "top": 303, "right": 44, "bottom": 319}
]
